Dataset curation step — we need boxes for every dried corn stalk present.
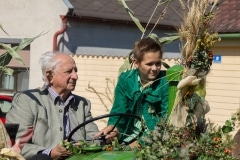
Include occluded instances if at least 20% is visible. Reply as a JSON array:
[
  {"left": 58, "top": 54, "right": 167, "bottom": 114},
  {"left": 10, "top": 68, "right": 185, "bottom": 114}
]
[{"left": 169, "top": 0, "right": 220, "bottom": 127}]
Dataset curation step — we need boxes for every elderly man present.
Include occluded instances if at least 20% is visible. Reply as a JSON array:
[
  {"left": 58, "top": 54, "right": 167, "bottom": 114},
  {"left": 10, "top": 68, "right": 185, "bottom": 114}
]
[{"left": 6, "top": 51, "right": 99, "bottom": 160}]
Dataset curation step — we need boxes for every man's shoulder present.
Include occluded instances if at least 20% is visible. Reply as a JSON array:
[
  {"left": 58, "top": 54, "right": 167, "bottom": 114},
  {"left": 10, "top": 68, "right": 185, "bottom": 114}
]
[
  {"left": 158, "top": 71, "right": 167, "bottom": 78},
  {"left": 13, "top": 87, "right": 48, "bottom": 101},
  {"left": 18, "top": 87, "right": 47, "bottom": 97},
  {"left": 72, "top": 94, "right": 90, "bottom": 104},
  {"left": 119, "top": 69, "right": 138, "bottom": 79}
]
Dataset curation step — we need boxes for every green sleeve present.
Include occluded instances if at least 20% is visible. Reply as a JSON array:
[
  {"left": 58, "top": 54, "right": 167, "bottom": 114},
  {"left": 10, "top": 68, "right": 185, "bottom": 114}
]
[{"left": 107, "top": 73, "right": 128, "bottom": 133}]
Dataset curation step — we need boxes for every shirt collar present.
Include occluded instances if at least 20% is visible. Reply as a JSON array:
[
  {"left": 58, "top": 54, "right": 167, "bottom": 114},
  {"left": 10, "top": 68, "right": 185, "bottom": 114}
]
[{"left": 46, "top": 85, "right": 75, "bottom": 106}]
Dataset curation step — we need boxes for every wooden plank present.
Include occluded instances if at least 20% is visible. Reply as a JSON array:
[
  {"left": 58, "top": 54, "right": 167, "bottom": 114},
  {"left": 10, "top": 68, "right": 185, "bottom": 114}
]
[{"left": 206, "top": 95, "right": 239, "bottom": 103}]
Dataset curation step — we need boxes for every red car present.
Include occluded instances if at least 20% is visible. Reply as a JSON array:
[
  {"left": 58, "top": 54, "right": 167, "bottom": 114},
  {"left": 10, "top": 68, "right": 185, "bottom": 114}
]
[
  {"left": 0, "top": 95, "right": 12, "bottom": 123},
  {"left": 0, "top": 95, "right": 19, "bottom": 145}
]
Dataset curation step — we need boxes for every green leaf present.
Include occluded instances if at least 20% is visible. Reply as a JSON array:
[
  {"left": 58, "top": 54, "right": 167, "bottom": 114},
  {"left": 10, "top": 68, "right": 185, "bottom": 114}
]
[
  {"left": 0, "top": 32, "right": 45, "bottom": 69},
  {"left": 0, "top": 24, "right": 8, "bottom": 35},
  {"left": 118, "top": 0, "right": 145, "bottom": 33},
  {"left": 157, "top": 0, "right": 173, "bottom": 6},
  {"left": 159, "top": 35, "right": 179, "bottom": 44},
  {"left": 0, "top": 51, "right": 12, "bottom": 67},
  {"left": 224, "top": 120, "right": 232, "bottom": 126},
  {"left": 14, "top": 32, "right": 45, "bottom": 52},
  {"left": 118, "top": 56, "right": 131, "bottom": 75},
  {"left": 221, "top": 125, "right": 233, "bottom": 134},
  {"left": 1, "top": 44, "right": 25, "bottom": 65},
  {"left": 0, "top": 66, "right": 14, "bottom": 75},
  {"left": 148, "top": 33, "right": 179, "bottom": 45},
  {"left": 148, "top": 33, "right": 160, "bottom": 42}
]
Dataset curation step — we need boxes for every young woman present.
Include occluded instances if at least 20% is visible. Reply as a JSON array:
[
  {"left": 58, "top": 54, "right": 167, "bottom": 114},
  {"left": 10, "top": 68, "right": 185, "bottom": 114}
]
[{"left": 95, "top": 37, "right": 169, "bottom": 145}]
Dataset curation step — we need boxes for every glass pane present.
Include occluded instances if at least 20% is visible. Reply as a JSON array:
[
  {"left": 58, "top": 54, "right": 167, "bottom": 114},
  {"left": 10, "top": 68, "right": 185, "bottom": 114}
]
[
  {"left": 1, "top": 74, "right": 14, "bottom": 90},
  {"left": 17, "top": 70, "right": 29, "bottom": 91}
]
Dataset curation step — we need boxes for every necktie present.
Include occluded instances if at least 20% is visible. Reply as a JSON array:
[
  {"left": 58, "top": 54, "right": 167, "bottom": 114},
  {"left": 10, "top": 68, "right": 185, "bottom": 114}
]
[{"left": 63, "top": 107, "right": 69, "bottom": 139}]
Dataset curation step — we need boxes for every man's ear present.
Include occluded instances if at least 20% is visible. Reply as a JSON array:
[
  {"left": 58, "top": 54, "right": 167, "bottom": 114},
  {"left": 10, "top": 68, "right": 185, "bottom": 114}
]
[
  {"left": 133, "top": 58, "right": 139, "bottom": 68},
  {"left": 46, "top": 70, "right": 53, "bottom": 83}
]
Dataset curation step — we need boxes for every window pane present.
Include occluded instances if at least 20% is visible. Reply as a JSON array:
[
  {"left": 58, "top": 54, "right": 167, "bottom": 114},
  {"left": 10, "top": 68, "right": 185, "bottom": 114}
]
[
  {"left": 1, "top": 74, "right": 14, "bottom": 90},
  {"left": 17, "top": 70, "right": 29, "bottom": 91}
]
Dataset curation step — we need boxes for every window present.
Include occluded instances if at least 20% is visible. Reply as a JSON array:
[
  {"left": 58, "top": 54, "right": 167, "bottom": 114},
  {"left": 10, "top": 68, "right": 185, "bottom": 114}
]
[
  {"left": 0, "top": 69, "right": 29, "bottom": 93},
  {"left": 1, "top": 74, "right": 14, "bottom": 90},
  {"left": 0, "top": 39, "right": 30, "bottom": 94}
]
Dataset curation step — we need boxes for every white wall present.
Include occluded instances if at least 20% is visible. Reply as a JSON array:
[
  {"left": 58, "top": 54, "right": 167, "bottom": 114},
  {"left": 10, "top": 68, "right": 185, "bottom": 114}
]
[{"left": 0, "top": 0, "right": 69, "bottom": 88}]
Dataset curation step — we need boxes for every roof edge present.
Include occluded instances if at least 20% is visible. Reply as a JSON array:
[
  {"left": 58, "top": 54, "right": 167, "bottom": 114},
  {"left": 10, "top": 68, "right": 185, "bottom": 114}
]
[
  {"left": 219, "top": 33, "right": 240, "bottom": 39},
  {"left": 70, "top": 54, "right": 179, "bottom": 61},
  {"left": 0, "top": 38, "right": 22, "bottom": 44},
  {"left": 62, "top": 0, "right": 74, "bottom": 16},
  {"left": 65, "top": 15, "right": 176, "bottom": 30}
]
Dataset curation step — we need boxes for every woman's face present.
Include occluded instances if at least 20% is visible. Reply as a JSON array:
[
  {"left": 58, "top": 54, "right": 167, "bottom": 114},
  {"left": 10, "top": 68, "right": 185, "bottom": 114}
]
[{"left": 135, "top": 51, "right": 162, "bottom": 81}]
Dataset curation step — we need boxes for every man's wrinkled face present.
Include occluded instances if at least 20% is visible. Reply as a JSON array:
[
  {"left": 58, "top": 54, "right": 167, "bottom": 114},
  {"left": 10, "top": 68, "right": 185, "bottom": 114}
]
[
  {"left": 135, "top": 51, "right": 162, "bottom": 81},
  {"left": 48, "top": 55, "right": 78, "bottom": 95}
]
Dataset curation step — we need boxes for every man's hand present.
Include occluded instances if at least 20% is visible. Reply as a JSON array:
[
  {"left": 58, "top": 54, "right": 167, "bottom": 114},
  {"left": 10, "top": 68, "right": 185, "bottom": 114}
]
[
  {"left": 50, "top": 143, "right": 72, "bottom": 159},
  {"left": 94, "top": 125, "right": 119, "bottom": 143}
]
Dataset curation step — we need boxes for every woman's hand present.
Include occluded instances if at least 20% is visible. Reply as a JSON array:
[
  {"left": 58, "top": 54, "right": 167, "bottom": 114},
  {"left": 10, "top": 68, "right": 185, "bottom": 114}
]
[{"left": 94, "top": 125, "right": 119, "bottom": 143}]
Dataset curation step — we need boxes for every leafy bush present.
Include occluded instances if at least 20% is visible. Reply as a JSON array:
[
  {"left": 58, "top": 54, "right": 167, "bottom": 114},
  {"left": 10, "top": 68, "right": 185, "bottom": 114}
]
[{"left": 134, "top": 112, "right": 240, "bottom": 160}]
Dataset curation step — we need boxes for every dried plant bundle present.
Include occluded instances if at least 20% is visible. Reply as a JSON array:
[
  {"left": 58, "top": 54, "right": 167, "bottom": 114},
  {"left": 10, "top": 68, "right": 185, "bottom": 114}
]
[
  {"left": 178, "top": 0, "right": 220, "bottom": 78},
  {"left": 169, "top": 0, "right": 220, "bottom": 128}
]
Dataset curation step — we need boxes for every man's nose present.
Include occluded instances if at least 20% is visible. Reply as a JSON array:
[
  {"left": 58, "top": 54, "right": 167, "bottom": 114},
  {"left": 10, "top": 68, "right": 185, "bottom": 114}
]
[
  {"left": 152, "top": 64, "right": 157, "bottom": 70},
  {"left": 71, "top": 70, "right": 78, "bottom": 79}
]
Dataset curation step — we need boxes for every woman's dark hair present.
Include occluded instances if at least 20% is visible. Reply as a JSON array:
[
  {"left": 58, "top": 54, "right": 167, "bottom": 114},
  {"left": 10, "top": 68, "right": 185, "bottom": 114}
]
[{"left": 133, "top": 37, "right": 163, "bottom": 62}]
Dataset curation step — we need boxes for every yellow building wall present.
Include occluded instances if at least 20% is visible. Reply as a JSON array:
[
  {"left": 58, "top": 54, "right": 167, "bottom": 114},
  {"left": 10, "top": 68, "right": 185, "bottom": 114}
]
[
  {"left": 72, "top": 39, "right": 240, "bottom": 130},
  {"left": 72, "top": 55, "right": 178, "bottom": 129},
  {"left": 205, "top": 39, "right": 240, "bottom": 127}
]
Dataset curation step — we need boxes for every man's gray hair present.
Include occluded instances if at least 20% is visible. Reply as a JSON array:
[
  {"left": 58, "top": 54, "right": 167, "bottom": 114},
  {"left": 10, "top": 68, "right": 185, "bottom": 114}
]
[{"left": 39, "top": 51, "right": 61, "bottom": 84}]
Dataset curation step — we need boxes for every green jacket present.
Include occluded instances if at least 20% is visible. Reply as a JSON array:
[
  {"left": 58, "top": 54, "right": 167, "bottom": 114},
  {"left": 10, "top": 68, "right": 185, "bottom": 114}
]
[{"left": 108, "top": 69, "right": 169, "bottom": 142}]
